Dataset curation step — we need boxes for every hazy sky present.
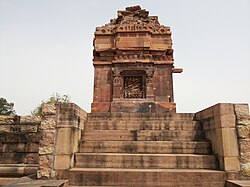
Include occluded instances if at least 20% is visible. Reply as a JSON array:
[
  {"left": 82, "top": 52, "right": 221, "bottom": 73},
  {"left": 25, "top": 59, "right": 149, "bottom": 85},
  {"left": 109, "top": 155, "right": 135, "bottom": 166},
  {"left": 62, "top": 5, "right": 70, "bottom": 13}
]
[{"left": 0, "top": 0, "right": 250, "bottom": 115}]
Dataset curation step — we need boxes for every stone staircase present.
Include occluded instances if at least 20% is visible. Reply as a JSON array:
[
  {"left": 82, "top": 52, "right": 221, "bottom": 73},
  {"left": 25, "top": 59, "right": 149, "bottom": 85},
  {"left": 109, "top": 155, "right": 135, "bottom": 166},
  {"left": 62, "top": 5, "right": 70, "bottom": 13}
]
[{"left": 67, "top": 113, "right": 226, "bottom": 187}]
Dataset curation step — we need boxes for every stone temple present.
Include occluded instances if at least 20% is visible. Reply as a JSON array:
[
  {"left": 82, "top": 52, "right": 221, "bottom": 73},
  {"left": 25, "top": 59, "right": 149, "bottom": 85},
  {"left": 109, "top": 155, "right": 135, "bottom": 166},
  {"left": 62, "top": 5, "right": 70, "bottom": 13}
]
[
  {"left": 0, "top": 5, "right": 250, "bottom": 187},
  {"left": 91, "top": 5, "right": 182, "bottom": 113}
]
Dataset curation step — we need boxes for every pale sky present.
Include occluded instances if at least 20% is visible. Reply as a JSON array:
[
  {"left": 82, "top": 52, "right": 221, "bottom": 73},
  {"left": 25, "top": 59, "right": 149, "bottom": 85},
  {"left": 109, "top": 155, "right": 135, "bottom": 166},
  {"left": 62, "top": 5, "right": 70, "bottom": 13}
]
[{"left": 0, "top": 0, "right": 250, "bottom": 115}]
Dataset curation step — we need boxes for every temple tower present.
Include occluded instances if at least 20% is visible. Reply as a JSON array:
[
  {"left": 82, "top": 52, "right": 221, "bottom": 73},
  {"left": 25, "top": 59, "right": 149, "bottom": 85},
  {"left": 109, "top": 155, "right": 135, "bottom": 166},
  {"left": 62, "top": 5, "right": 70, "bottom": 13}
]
[{"left": 91, "top": 6, "right": 182, "bottom": 113}]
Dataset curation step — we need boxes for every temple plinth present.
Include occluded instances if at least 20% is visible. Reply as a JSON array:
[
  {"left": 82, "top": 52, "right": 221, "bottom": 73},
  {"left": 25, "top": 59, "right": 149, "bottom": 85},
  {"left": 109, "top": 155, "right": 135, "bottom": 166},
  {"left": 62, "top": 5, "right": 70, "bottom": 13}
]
[{"left": 91, "top": 6, "right": 182, "bottom": 113}]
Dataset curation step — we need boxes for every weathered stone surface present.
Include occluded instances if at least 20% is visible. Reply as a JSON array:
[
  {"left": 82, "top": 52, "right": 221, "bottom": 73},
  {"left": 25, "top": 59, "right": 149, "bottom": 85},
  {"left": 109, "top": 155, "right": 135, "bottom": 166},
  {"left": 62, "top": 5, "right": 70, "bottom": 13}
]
[
  {"left": 54, "top": 155, "right": 71, "bottom": 170},
  {"left": 226, "top": 180, "right": 250, "bottom": 187},
  {"left": 37, "top": 103, "right": 87, "bottom": 179},
  {"left": 234, "top": 104, "right": 249, "bottom": 118},
  {"left": 20, "top": 125, "right": 38, "bottom": 132},
  {"left": 240, "top": 140, "right": 250, "bottom": 153},
  {"left": 0, "top": 116, "right": 40, "bottom": 177},
  {"left": 67, "top": 168, "right": 225, "bottom": 187},
  {"left": 0, "top": 132, "right": 40, "bottom": 143},
  {"left": 55, "top": 128, "right": 72, "bottom": 154},
  {"left": 37, "top": 155, "right": 54, "bottom": 178},
  {"left": 0, "top": 164, "right": 38, "bottom": 177},
  {"left": 91, "top": 6, "right": 181, "bottom": 113},
  {"left": 42, "top": 104, "right": 56, "bottom": 116},
  {"left": 0, "top": 142, "right": 38, "bottom": 153},
  {"left": 3, "top": 177, "right": 68, "bottom": 187},
  {"left": 237, "top": 117, "right": 250, "bottom": 126},
  {"left": 0, "top": 116, "right": 18, "bottom": 125},
  {"left": 0, "top": 115, "right": 40, "bottom": 133},
  {"left": 241, "top": 163, "right": 250, "bottom": 177},
  {"left": 241, "top": 152, "right": 250, "bottom": 163},
  {"left": 75, "top": 153, "right": 218, "bottom": 169},
  {"left": 20, "top": 116, "right": 41, "bottom": 125},
  {"left": 40, "top": 118, "right": 56, "bottom": 130},
  {"left": 39, "top": 130, "right": 55, "bottom": 147},
  {"left": 234, "top": 104, "right": 250, "bottom": 178},
  {"left": 237, "top": 125, "right": 250, "bottom": 138},
  {"left": 0, "top": 125, "right": 10, "bottom": 132},
  {"left": 195, "top": 103, "right": 241, "bottom": 172},
  {"left": 38, "top": 155, "right": 53, "bottom": 169},
  {"left": 38, "top": 145, "right": 54, "bottom": 155}
]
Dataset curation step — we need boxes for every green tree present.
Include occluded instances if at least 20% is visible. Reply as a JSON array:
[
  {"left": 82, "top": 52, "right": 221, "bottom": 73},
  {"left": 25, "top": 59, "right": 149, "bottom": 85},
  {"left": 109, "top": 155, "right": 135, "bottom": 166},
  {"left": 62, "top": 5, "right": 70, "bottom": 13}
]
[
  {"left": 31, "top": 93, "right": 71, "bottom": 116},
  {"left": 0, "top": 98, "right": 16, "bottom": 115}
]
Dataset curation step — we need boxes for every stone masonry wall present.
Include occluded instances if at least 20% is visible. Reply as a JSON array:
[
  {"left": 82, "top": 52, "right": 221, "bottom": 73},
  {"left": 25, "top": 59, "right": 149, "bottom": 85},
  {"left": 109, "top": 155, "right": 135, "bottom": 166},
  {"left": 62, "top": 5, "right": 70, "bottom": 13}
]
[
  {"left": 195, "top": 103, "right": 250, "bottom": 179},
  {"left": 234, "top": 104, "right": 250, "bottom": 178},
  {"left": 37, "top": 103, "right": 87, "bottom": 179},
  {"left": 0, "top": 115, "right": 40, "bottom": 177}
]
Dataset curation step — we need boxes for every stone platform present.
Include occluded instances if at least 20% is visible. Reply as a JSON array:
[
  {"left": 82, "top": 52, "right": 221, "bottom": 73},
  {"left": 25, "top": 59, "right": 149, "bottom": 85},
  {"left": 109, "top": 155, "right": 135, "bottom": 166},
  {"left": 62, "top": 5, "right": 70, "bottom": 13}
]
[{"left": 57, "top": 112, "right": 226, "bottom": 186}]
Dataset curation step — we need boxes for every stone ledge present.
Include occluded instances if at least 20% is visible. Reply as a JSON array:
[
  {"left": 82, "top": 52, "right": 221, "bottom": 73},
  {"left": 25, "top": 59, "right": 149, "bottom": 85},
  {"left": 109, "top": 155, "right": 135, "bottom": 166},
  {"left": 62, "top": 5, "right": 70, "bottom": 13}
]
[
  {"left": 0, "top": 164, "right": 37, "bottom": 177},
  {"left": 227, "top": 180, "right": 250, "bottom": 187},
  {"left": 2, "top": 175, "right": 68, "bottom": 187}
]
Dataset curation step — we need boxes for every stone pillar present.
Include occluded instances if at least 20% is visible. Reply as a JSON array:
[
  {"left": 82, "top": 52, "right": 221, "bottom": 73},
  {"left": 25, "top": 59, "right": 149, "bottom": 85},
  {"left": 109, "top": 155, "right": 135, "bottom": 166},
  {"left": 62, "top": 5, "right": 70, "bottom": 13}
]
[
  {"left": 37, "top": 104, "right": 57, "bottom": 178},
  {"left": 37, "top": 103, "right": 87, "bottom": 179},
  {"left": 146, "top": 67, "right": 154, "bottom": 100},
  {"left": 112, "top": 67, "right": 121, "bottom": 99},
  {"left": 234, "top": 104, "right": 250, "bottom": 178},
  {"left": 54, "top": 104, "right": 86, "bottom": 171},
  {"left": 195, "top": 103, "right": 240, "bottom": 176}
]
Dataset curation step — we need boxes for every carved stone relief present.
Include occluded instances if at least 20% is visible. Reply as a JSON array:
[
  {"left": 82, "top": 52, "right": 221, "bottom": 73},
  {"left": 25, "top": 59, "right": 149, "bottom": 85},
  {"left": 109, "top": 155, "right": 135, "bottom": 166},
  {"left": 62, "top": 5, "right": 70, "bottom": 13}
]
[{"left": 124, "top": 76, "right": 144, "bottom": 98}]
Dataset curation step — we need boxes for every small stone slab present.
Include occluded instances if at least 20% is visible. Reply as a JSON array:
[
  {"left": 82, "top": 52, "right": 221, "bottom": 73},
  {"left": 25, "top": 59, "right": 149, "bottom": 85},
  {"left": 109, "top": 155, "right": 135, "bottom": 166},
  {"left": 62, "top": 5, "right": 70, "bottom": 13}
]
[
  {"left": 2, "top": 176, "right": 68, "bottom": 187},
  {"left": 227, "top": 180, "right": 250, "bottom": 187}
]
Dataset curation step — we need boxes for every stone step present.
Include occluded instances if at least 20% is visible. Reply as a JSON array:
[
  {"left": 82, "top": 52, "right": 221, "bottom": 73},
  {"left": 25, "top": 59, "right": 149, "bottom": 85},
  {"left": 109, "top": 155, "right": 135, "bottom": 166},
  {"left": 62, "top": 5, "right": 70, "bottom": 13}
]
[
  {"left": 85, "top": 120, "right": 201, "bottom": 131},
  {"left": 226, "top": 180, "right": 250, "bottom": 187},
  {"left": 81, "top": 130, "right": 206, "bottom": 141},
  {"left": 74, "top": 153, "right": 218, "bottom": 169},
  {"left": 79, "top": 141, "right": 212, "bottom": 154},
  {"left": 87, "top": 113, "right": 195, "bottom": 121},
  {"left": 65, "top": 168, "right": 225, "bottom": 187}
]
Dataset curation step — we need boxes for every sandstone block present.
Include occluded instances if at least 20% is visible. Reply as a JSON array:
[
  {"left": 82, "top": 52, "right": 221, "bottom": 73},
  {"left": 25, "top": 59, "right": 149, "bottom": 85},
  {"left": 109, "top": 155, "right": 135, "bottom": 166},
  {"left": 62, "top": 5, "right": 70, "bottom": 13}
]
[
  {"left": 240, "top": 152, "right": 250, "bottom": 163},
  {"left": 237, "top": 116, "right": 250, "bottom": 126},
  {"left": 40, "top": 118, "right": 56, "bottom": 130},
  {"left": 20, "top": 116, "right": 41, "bottom": 125},
  {"left": 224, "top": 157, "right": 240, "bottom": 172},
  {"left": 67, "top": 168, "right": 226, "bottom": 186},
  {"left": 24, "top": 153, "right": 39, "bottom": 164},
  {"left": 0, "top": 125, "right": 10, "bottom": 132},
  {"left": 240, "top": 139, "right": 250, "bottom": 152},
  {"left": 0, "top": 116, "right": 18, "bottom": 125},
  {"left": 55, "top": 128, "right": 72, "bottom": 154},
  {"left": 20, "top": 125, "right": 38, "bottom": 132},
  {"left": 42, "top": 104, "right": 56, "bottom": 116},
  {"left": 237, "top": 125, "right": 250, "bottom": 138},
  {"left": 220, "top": 114, "right": 236, "bottom": 128},
  {"left": 39, "top": 145, "right": 54, "bottom": 155},
  {"left": 27, "top": 133, "right": 40, "bottom": 143},
  {"left": 38, "top": 155, "right": 54, "bottom": 170},
  {"left": 37, "top": 169, "right": 51, "bottom": 179},
  {"left": 2, "top": 142, "right": 38, "bottom": 153},
  {"left": 214, "top": 103, "right": 234, "bottom": 117},
  {"left": 54, "top": 155, "right": 71, "bottom": 169},
  {"left": 241, "top": 163, "right": 250, "bottom": 177},
  {"left": 72, "top": 129, "right": 80, "bottom": 153},
  {"left": 221, "top": 128, "right": 239, "bottom": 156},
  {"left": 39, "top": 130, "right": 55, "bottom": 147},
  {"left": 0, "top": 133, "right": 26, "bottom": 143},
  {"left": 75, "top": 153, "right": 217, "bottom": 169},
  {"left": 234, "top": 104, "right": 249, "bottom": 118}
]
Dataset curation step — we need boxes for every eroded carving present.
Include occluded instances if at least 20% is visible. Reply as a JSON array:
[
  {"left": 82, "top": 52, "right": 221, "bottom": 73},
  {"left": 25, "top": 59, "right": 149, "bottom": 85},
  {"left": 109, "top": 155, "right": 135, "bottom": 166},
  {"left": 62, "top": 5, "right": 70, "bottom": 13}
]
[
  {"left": 124, "top": 76, "right": 144, "bottom": 98},
  {"left": 95, "top": 6, "right": 171, "bottom": 35}
]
